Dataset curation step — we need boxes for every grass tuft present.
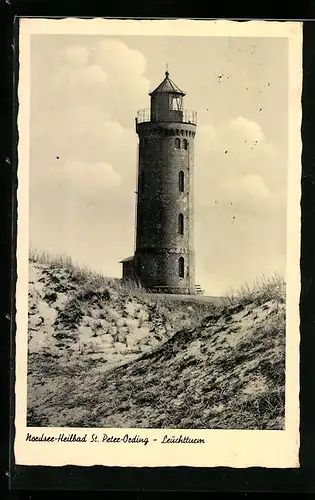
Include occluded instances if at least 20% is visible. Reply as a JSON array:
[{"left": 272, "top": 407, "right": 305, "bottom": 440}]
[
  {"left": 30, "top": 247, "right": 147, "bottom": 300},
  {"left": 223, "top": 273, "right": 285, "bottom": 308}
]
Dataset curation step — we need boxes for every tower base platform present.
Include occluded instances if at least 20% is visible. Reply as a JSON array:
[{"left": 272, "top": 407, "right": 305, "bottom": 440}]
[{"left": 145, "top": 285, "right": 204, "bottom": 295}]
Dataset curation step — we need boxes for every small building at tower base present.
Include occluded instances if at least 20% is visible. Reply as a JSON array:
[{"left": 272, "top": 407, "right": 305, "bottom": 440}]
[{"left": 119, "top": 256, "right": 135, "bottom": 280}]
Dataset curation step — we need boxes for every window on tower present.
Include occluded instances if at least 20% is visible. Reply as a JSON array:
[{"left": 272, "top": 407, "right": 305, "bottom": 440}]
[
  {"left": 170, "top": 96, "right": 183, "bottom": 111},
  {"left": 178, "top": 213, "right": 184, "bottom": 235},
  {"left": 179, "top": 257, "right": 185, "bottom": 278},
  {"left": 179, "top": 171, "right": 184, "bottom": 192},
  {"left": 183, "top": 138, "right": 188, "bottom": 150},
  {"left": 151, "top": 261, "right": 158, "bottom": 277},
  {"left": 175, "top": 137, "right": 181, "bottom": 149}
]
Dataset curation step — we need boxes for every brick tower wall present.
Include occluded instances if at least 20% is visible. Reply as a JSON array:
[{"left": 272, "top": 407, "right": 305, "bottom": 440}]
[{"left": 134, "top": 121, "right": 196, "bottom": 293}]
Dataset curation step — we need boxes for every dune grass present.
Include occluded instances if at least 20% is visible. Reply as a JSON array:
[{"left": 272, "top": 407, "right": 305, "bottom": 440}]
[
  {"left": 30, "top": 247, "right": 145, "bottom": 298},
  {"left": 224, "top": 273, "right": 285, "bottom": 308},
  {"left": 29, "top": 247, "right": 220, "bottom": 328}
]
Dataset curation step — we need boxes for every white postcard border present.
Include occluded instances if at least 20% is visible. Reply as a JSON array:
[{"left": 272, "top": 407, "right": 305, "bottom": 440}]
[{"left": 15, "top": 18, "right": 302, "bottom": 469}]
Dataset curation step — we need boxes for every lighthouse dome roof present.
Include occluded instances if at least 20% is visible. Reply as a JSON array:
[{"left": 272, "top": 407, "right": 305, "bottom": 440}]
[{"left": 149, "top": 71, "right": 185, "bottom": 96}]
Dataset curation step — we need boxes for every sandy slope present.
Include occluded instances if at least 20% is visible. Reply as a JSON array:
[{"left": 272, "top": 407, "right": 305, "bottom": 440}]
[
  {"left": 28, "top": 262, "right": 215, "bottom": 363},
  {"left": 27, "top": 260, "right": 285, "bottom": 429}
]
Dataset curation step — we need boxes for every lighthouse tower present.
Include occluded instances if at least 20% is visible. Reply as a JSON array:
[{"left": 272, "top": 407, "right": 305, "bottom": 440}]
[{"left": 120, "top": 71, "right": 197, "bottom": 294}]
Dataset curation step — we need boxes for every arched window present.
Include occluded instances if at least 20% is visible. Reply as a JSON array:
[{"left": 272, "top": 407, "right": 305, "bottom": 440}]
[
  {"left": 179, "top": 171, "right": 184, "bottom": 192},
  {"left": 151, "top": 261, "right": 158, "bottom": 277},
  {"left": 183, "top": 138, "right": 188, "bottom": 150},
  {"left": 175, "top": 137, "right": 180, "bottom": 149},
  {"left": 178, "top": 213, "right": 184, "bottom": 235},
  {"left": 179, "top": 257, "right": 184, "bottom": 278}
]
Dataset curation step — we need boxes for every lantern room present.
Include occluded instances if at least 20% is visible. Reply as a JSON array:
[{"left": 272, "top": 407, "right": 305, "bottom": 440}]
[{"left": 149, "top": 70, "right": 185, "bottom": 123}]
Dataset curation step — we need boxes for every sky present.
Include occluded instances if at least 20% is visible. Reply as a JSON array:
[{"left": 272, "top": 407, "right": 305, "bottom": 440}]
[{"left": 29, "top": 34, "right": 288, "bottom": 296}]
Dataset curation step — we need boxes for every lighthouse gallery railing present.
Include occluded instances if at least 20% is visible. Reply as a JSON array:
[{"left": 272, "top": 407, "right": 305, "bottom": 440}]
[{"left": 136, "top": 108, "right": 197, "bottom": 125}]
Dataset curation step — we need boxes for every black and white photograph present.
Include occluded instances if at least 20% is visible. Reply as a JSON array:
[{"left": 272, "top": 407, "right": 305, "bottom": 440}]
[{"left": 15, "top": 18, "right": 301, "bottom": 469}]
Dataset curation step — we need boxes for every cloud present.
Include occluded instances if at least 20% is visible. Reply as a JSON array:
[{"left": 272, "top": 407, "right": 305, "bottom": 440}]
[
  {"left": 220, "top": 174, "right": 271, "bottom": 203},
  {"left": 193, "top": 115, "right": 286, "bottom": 294},
  {"left": 58, "top": 45, "right": 89, "bottom": 66},
  {"left": 91, "top": 39, "right": 146, "bottom": 77},
  {"left": 228, "top": 116, "right": 265, "bottom": 143},
  {"left": 195, "top": 116, "right": 284, "bottom": 213},
  {"left": 62, "top": 160, "right": 122, "bottom": 193},
  {"left": 30, "top": 159, "right": 122, "bottom": 212},
  {"left": 54, "top": 64, "right": 108, "bottom": 98},
  {"left": 29, "top": 159, "right": 129, "bottom": 277},
  {"left": 48, "top": 39, "right": 150, "bottom": 124},
  {"left": 31, "top": 39, "right": 147, "bottom": 187}
]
